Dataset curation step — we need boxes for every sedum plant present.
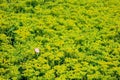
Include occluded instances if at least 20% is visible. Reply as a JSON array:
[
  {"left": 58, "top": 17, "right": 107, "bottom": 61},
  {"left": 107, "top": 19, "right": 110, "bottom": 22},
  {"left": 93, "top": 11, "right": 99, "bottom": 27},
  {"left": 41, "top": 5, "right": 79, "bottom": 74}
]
[{"left": 0, "top": 0, "right": 120, "bottom": 79}]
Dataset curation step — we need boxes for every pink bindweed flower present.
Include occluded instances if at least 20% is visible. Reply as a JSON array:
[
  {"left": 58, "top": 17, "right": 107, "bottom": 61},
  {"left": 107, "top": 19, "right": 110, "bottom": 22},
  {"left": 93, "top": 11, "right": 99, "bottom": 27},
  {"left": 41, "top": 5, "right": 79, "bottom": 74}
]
[{"left": 34, "top": 48, "right": 40, "bottom": 53}]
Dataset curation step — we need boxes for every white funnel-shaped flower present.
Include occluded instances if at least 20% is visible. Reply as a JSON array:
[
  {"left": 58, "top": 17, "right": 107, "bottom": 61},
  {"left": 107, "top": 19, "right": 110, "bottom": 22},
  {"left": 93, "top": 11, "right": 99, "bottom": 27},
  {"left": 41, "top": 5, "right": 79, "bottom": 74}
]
[{"left": 34, "top": 48, "right": 40, "bottom": 53}]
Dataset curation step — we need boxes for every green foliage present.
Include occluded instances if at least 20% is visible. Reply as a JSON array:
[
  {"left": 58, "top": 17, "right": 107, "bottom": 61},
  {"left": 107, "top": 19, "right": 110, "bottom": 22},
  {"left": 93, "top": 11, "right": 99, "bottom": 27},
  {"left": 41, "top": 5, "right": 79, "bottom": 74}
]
[{"left": 0, "top": 0, "right": 120, "bottom": 79}]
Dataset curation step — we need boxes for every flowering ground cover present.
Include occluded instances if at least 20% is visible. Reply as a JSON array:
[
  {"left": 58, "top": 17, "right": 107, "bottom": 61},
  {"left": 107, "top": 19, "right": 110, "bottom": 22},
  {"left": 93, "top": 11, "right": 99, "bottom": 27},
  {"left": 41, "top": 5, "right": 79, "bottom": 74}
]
[{"left": 0, "top": 0, "right": 120, "bottom": 80}]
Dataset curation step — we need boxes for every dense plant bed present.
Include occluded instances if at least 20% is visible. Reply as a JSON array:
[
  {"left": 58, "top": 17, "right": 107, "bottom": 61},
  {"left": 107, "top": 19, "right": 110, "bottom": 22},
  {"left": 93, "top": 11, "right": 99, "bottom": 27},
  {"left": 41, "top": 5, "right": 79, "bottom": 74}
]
[{"left": 0, "top": 0, "right": 120, "bottom": 80}]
